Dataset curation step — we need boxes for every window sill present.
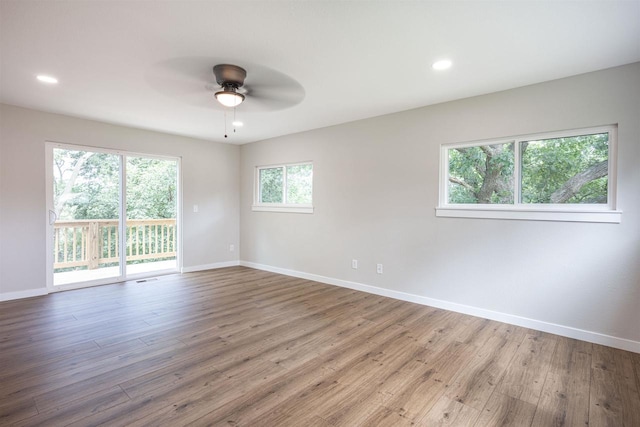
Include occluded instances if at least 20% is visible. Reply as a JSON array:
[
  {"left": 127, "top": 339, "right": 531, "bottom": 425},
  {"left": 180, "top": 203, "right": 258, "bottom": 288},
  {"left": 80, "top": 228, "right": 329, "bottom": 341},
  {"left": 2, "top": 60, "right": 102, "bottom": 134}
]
[
  {"left": 435, "top": 206, "right": 621, "bottom": 223},
  {"left": 252, "top": 205, "right": 314, "bottom": 214}
]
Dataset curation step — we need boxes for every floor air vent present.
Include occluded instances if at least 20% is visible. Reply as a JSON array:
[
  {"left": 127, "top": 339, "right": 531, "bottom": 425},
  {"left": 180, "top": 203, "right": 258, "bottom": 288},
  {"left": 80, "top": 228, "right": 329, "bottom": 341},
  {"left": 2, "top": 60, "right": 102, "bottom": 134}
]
[{"left": 136, "top": 278, "right": 158, "bottom": 283}]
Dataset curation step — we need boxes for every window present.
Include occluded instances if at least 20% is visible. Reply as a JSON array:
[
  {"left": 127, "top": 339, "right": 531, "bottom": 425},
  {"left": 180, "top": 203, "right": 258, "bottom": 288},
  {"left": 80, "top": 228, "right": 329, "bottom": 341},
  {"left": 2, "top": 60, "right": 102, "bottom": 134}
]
[
  {"left": 437, "top": 126, "right": 620, "bottom": 223},
  {"left": 253, "top": 162, "right": 313, "bottom": 213}
]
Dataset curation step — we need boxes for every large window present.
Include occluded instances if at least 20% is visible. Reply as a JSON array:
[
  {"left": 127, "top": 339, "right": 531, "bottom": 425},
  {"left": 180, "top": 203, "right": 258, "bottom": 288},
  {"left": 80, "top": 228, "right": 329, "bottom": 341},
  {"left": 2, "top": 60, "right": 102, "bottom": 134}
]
[
  {"left": 437, "top": 126, "right": 620, "bottom": 223},
  {"left": 253, "top": 162, "right": 313, "bottom": 213}
]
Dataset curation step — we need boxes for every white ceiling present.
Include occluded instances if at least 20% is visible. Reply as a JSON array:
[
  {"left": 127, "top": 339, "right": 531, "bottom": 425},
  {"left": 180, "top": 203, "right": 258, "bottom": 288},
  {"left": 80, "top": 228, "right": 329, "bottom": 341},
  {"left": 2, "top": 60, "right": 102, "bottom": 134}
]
[{"left": 1, "top": 1, "right": 639, "bottom": 145}]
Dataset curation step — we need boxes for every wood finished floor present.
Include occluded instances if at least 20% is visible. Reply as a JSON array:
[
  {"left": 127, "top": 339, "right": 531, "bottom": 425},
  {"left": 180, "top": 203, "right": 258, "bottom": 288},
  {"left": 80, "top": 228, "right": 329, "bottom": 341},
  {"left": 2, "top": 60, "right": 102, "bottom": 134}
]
[{"left": 1, "top": 267, "right": 639, "bottom": 426}]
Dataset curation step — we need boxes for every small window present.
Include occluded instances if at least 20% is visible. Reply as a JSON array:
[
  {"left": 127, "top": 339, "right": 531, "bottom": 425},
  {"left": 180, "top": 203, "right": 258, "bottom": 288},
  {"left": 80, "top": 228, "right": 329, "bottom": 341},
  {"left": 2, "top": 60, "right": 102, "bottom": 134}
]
[
  {"left": 448, "top": 141, "right": 515, "bottom": 204},
  {"left": 520, "top": 133, "right": 609, "bottom": 204},
  {"left": 253, "top": 162, "right": 313, "bottom": 213},
  {"left": 437, "top": 126, "right": 620, "bottom": 223}
]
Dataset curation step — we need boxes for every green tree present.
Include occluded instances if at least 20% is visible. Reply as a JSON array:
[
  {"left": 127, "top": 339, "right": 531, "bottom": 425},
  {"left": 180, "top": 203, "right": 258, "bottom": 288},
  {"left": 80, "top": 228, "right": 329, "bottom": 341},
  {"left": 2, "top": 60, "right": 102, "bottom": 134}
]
[
  {"left": 448, "top": 133, "right": 608, "bottom": 205},
  {"left": 448, "top": 143, "right": 514, "bottom": 204},
  {"left": 521, "top": 134, "right": 608, "bottom": 204},
  {"left": 126, "top": 157, "right": 177, "bottom": 219},
  {"left": 54, "top": 150, "right": 119, "bottom": 220},
  {"left": 54, "top": 150, "right": 177, "bottom": 220},
  {"left": 260, "top": 167, "right": 284, "bottom": 203},
  {"left": 286, "top": 164, "right": 312, "bottom": 204}
]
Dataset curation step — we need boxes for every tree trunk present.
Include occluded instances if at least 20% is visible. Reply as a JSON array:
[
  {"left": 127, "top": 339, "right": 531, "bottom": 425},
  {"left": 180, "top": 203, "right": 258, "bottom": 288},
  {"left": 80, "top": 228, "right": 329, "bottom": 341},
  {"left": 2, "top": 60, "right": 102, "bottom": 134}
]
[
  {"left": 550, "top": 160, "right": 608, "bottom": 203},
  {"left": 452, "top": 144, "right": 511, "bottom": 204},
  {"left": 476, "top": 145, "right": 507, "bottom": 203}
]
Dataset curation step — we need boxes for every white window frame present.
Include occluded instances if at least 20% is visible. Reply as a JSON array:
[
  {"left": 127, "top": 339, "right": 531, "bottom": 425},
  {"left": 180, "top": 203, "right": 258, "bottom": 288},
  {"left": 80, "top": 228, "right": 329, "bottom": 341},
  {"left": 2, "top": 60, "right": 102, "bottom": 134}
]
[
  {"left": 252, "top": 161, "right": 314, "bottom": 213},
  {"left": 436, "top": 125, "right": 621, "bottom": 223}
]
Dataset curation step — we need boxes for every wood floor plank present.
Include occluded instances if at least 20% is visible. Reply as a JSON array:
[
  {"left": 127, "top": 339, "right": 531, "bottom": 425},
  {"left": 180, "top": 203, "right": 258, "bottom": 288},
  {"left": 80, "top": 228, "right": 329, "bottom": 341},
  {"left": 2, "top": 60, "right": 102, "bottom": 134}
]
[
  {"left": 13, "top": 385, "right": 130, "bottom": 427},
  {"left": 495, "top": 331, "right": 558, "bottom": 405},
  {"left": 196, "top": 327, "right": 425, "bottom": 426},
  {"left": 0, "top": 340, "right": 100, "bottom": 382},
  {"left": 418, "top": 395, "right": 481, "bottom": 425},
  {"left": 382, "top": 340, "right": 477, "bottom": 423},
  {"left": 590, "top": 344, "right": 640, "bottom": 426},
  {"left": 633, "top": 351, "right": 640, "bottom": 403},
  {"left": 530, "top": 336, "right": 591, "bottom": 427},
  {"left": 0, "top": 396, "right": 38, "bottom": 425},
  {"left": 359, "top": 406, "right": 416, "bottom": 427},
  {"left": 406, "top": 310, "right": 468, "bottom": 352},
  {"left": 30, "top": 339, "right": 187, "bottom": 413},
  {"left": 68, "top": 369, "right": 240, "bottom": 426},
  {"left": 104, "top": 311, "right": 390, "bottom": 425},
  {"left": 1, "top": 338, "right": 149, "bottom": 401},
  {"left": 474, "top": 391, "right": 537, "bottom": 426},
  {"left": 314, "top": 344, "right": 434, "bottom": 426},
  {"left": 444, "top": 334, "right": 522, "bottom": 411},
  {"left": 465, "top": 319, "right": 529, "bottom": 346},
  {"left": 0, "top": 266, "right": 638, "bottom": 426}
]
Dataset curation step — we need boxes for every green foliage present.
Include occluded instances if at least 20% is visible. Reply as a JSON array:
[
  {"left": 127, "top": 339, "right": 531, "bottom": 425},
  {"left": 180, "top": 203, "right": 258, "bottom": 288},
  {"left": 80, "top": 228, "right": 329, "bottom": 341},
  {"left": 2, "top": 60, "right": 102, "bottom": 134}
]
[
  {"left": 447, "top": 132, "right": 608, "bottom": 205},
  {"left": 448, "top": 147, "right": 484, "bottom": 203},
  {"left": 448, "top": 143, "right": 514, "bottom": 204},
  {"left": 260, "top": 167, "right": 284, "bottom": 203},
  {"left": 54, "top": 149, "right": 178, "bottom": 220},
  {"left": 521, "top": 133, "right": 608, "bottom": 204},
  {"left": 54, "top": 150, "right": 120, "bottom": 220},
  {"left": 286, "top": 164, "right": 313, "bottom": 204},
  {"left": 260, "top": 164, "right": 313, "bottom": 204},
  {"left": 126, "top": 157, "right": 177, "bottom": 219}
]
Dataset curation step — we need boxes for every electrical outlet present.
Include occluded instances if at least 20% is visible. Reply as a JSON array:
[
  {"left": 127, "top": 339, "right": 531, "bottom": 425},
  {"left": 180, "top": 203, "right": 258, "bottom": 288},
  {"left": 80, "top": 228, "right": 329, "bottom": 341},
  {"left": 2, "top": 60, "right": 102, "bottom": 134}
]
[
  {"left": 376, "top": 263, "right": 383, "bottom": 274},
  {"left": 352, "top": 259, "right": 358, "bottom": 269},
  {"left": 229, "top": 244, "right": 235, "bottom": 252}
]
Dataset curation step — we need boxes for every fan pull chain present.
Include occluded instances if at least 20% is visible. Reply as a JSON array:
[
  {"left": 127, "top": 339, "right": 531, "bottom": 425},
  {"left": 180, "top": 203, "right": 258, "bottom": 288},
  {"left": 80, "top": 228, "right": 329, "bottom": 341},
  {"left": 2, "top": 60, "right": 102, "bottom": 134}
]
[
  {"left": 234, "top": 107, "right": 237, "bottom": 133},
  {"left": 224, "top": 108, "right": 228, "bottom": 138}
]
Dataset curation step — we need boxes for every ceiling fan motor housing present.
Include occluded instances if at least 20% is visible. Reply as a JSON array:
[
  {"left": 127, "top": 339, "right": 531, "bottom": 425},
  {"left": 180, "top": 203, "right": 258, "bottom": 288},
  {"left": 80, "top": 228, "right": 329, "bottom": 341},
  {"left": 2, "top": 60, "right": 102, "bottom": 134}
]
[{"left": 213, "top": 64, "right": 247, "bottom": 88}]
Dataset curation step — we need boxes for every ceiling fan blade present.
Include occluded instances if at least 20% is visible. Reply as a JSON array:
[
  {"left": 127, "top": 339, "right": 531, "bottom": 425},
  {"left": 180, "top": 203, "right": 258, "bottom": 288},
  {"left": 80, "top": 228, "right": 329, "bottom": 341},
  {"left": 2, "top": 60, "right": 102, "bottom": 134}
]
[{"left": 241, "top": 83, "right": 305, "bottom": 112}]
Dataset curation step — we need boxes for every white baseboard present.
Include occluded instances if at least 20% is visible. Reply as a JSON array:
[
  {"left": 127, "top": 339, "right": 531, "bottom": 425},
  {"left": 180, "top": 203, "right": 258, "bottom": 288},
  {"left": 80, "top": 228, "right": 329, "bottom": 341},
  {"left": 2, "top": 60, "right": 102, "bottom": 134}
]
[
  {"left": 240, "top": 260, "right": 640, "bottom": 354},
  {"left": 0, "top": 287, "right": 48, "bottom": 302},
  {"left": 181, "top": 260, "right": 240, "bottom": 273}
]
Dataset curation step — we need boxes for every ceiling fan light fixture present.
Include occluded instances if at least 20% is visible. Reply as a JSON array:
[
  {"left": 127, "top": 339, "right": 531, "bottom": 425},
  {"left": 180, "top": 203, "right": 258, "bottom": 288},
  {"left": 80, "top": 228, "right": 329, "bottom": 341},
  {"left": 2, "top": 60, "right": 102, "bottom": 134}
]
[{"left": 215, "top": 90, "right": 245, "bottom": 107}]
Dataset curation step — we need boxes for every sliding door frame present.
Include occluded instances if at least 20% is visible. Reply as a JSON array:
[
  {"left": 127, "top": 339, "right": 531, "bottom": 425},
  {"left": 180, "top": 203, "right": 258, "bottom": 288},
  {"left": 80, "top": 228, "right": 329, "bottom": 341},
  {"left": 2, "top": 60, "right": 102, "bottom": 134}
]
[{"left": 45, "top": 141, "right": 182, "bottom": 293}]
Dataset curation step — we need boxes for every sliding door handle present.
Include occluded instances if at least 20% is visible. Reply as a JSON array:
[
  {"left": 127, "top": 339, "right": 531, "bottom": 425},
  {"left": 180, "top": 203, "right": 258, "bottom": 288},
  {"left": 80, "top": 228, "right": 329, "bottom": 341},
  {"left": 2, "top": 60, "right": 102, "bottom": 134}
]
[{"left": 48, "top": 210, "right": 58, "bottom": 225}]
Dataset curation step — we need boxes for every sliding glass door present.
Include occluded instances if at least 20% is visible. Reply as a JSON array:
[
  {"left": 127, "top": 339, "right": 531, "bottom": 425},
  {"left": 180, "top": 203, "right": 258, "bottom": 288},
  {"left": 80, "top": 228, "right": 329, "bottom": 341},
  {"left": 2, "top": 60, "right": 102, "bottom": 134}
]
[
  {"left": 47, "top": 143, "right": 179, "bottom": 290},
  {"left": 125, "top": 156, "right": 178, "bottom": 275}
]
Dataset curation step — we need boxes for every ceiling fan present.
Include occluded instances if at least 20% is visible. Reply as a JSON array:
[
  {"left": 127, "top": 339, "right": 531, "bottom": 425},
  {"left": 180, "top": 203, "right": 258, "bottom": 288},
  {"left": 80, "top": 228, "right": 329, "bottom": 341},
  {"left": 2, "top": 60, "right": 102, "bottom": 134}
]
[
  {"left": 212, "top": 64, "right": 247, "bottom": 108},
  {"left": 202, "top": 61, "right": 304, "bottom": 112},
  {"left": 145, "top": 57, "right": 305, "bottom": 116}
]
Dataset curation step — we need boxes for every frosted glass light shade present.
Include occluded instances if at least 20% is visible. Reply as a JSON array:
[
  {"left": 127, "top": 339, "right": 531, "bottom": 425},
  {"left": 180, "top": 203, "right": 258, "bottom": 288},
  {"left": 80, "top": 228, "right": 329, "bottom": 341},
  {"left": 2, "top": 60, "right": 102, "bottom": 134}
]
[{"left": 215, "top": 91, "right": 244, "bottom": 107}]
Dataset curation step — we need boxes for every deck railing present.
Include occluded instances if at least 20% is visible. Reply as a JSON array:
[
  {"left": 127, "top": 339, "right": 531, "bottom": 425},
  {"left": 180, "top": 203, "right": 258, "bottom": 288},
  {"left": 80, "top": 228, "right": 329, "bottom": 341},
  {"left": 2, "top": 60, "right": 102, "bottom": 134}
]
[{"left": 53, "top": 218, "right": 176, "bottom": 270}]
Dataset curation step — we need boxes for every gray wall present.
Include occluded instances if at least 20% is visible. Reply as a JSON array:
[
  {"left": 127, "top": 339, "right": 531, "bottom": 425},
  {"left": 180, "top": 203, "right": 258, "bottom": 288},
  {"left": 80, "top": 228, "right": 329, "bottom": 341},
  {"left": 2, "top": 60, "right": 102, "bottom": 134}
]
[
  {"left": 240, "top": 63, "right": 640, "bottom": 346},
  {"left": 0, "top": 104, "right": 240, "bottom": 296}
]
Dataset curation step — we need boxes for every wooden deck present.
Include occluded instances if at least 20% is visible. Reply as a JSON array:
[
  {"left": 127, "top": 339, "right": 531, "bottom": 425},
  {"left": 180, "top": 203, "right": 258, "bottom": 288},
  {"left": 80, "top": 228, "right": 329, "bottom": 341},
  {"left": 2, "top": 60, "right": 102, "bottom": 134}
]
[{"left": 1, "top": 266, "right": 639, "bottom": 426}]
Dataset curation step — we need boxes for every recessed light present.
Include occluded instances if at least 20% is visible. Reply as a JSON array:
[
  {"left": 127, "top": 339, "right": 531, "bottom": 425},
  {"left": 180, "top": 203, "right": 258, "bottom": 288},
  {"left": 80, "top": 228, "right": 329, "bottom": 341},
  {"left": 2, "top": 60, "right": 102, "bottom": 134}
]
[
  {"left": 432, "top": 60, "right": 452, "bottom": 71},
  {"left": 232, "top": 121, "right": 243, "bottom": 127},
  {"left": 37, "top": 75, "right": 58, "bottom": 84}
]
